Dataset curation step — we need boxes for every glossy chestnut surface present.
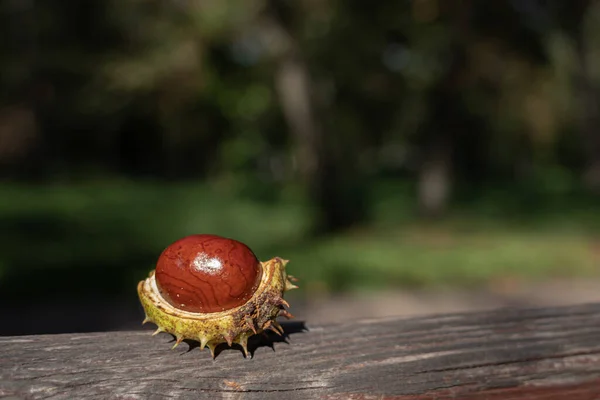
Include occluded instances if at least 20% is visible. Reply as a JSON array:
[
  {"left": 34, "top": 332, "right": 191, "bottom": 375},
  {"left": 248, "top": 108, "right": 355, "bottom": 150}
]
[{"left": 154, "top": 234, "right": 262, "bottom": 313}]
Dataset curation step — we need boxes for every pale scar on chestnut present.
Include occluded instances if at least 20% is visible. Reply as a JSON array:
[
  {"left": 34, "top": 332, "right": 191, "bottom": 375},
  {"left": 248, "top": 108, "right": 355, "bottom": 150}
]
[{"left": 137, "top": 234, "right": 298, "bottom": 358}]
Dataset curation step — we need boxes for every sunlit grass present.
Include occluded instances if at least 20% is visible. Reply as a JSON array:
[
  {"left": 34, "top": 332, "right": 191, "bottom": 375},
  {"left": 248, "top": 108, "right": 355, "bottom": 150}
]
[{"left": 291, "top": 227, "right": 598, "bottom": 294}]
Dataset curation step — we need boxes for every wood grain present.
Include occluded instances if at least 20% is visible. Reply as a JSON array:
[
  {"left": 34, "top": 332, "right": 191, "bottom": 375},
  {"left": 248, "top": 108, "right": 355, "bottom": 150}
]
[{"left": 2, "top": 303, "right": 600, "bottom": 399}]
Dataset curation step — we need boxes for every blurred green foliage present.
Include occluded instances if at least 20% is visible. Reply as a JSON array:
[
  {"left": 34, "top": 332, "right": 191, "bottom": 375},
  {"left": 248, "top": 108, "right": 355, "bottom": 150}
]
[
  {"left": 1, "top": 0, "right": 600, "bottom": 316},
  {"left": 0, "top": 180, "right": 598, "bottom": 302}
]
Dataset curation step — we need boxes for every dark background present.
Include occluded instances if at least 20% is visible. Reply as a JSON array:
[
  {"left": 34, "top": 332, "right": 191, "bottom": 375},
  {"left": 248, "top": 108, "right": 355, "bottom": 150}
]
[{"left": 1, "top": 0, "right": 599, "bottom": 336}]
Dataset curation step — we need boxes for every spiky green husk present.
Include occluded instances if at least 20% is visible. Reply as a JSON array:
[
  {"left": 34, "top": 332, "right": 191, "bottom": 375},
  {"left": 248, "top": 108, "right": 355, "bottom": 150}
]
[{"left": 138, "top": 257, "right": 298, "bottom": 358}]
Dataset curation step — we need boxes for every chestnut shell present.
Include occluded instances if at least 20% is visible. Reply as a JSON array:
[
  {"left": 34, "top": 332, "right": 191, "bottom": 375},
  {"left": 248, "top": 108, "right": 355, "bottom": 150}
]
[
  {"left": 137, "top": 234, "right": 298, "bottom": 358},
  {"left": 155, "top": 234, "right": 262, "bottom": 313}
]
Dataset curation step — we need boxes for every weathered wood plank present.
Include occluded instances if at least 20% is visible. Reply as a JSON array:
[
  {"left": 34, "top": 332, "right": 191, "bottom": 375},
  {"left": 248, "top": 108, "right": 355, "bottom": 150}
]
[{"left": 1, "top": 303, "right": 600, "bottom": 399}]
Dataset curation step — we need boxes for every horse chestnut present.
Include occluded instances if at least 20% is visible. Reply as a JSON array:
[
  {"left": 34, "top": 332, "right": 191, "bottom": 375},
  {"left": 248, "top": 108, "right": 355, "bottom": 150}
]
[
  {"left": 137, "top": 234, "right": 297, "bottom": 358},
  {"left": 154, "top": 234, "right": 262, "bottom": 313}
]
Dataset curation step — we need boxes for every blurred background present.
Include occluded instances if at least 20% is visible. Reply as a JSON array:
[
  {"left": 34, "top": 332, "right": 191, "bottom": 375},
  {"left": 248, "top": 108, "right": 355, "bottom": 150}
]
[{"left": 1, "top": 0, "right": 600, "bottom": 336}]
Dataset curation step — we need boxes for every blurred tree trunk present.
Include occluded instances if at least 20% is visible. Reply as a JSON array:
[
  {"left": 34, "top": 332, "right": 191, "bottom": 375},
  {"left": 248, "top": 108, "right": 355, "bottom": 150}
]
[
  {"left": 570, "top": 0, "right": 600, "bottom": 192},
  {"left": 263, "top": 4, "right": 319, "bottom": 185},
  {"left": 273, "top": 55, "right": 319, "bottom": 184},
  {"left": 552, "top": 0, "right": 600, "bottom": 190},
  {"left": 416, "top": 0, "right": 470, "bottom": 217},
  {"left": 1, "top": 0, "right": 42, "bottom": 180},
  {"left": 263, "top": 1, "right": 367, "bottom": 232},
  {"left": 576, "top": 42, "right": 600, "bottom": 192},
  {"left": 418, "top": 134, "right": 453, "bottom": 218}
]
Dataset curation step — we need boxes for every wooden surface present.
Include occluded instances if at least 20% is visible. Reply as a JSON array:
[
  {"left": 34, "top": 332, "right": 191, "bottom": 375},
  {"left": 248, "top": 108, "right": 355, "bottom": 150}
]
[{"left": 2, "top": 303, "right": 600, "bottom": 399}]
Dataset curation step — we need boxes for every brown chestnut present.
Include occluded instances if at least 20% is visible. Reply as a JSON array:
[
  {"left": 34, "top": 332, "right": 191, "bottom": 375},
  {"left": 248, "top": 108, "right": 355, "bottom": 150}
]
[{"left": 155, "top": 234, "right": 262, "bottom": 313}]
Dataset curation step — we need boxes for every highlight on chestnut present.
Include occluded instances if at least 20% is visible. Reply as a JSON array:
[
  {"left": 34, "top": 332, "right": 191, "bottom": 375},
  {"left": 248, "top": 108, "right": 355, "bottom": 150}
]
[{"left": 137, "top": 234, "right": 298, "bottom": 358}]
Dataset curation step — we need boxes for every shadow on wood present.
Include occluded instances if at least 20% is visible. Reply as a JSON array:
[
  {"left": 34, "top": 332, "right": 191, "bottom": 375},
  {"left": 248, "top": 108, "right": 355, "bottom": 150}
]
[{"left": 164, "top": 320, "right": 309, "bottom": 359}]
